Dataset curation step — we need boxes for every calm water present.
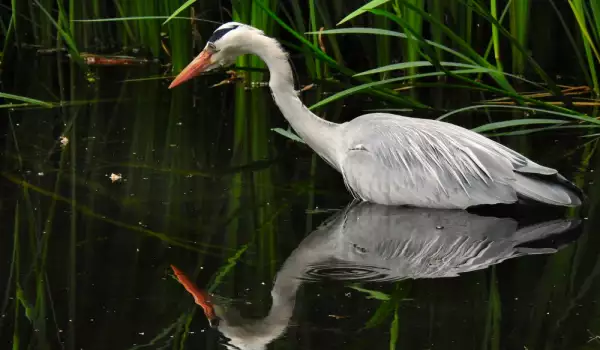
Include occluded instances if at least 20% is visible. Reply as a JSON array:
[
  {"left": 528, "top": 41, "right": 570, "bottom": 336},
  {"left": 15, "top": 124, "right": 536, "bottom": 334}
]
[{"left": 2, "top": 51, "right": 600, "bottom": 350}]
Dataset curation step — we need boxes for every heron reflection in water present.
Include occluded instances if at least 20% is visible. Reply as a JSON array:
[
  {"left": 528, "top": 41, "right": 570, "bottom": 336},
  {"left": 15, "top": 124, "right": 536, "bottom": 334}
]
[{"left": 171, "top": 202, "right": 580, "bottom": 350}]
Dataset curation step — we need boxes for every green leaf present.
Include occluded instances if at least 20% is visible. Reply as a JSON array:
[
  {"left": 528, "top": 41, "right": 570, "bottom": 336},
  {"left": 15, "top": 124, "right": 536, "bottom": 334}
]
[
  {"left": 33, "top": 0, "right": 84, "bottom": 67},
  {"left": 271, "top": 128, "right": 306, "bottom": 143},
  {"left": 390, "top": 308, "right": 399, "bottom": 350},
  {"left": 0, "top": 93, "right": 53, "bottom": 108},
  {"left": 337, "top": 0, "right": 391, "bottom": 25},
  {"left": 466, "top": 0, "right": 562, "bottom": 97},
  {"left": 15, "top": 286, "right": 33, "bottom": 322},
  {"left": 485, "top": 125, "right": 598, "bottom": 137},
  {"left": 367, "top": 7, "right": 516, "bottom": 95},
  {"left": 355, "top": 61, "right": 479, "bottom": 76},
  {"left": 349, "top": 285, "right": 391, "bottom": 301},
  {"left": 436, "top": 104, "right": 600, "bottom": 125},
  {"left": 312, "top": 28, "right": 475, "bottom": 64},
  {"left": 162, "top": 0, "right": 197, "bottom": 25},
  {"left": 208, "top": 243, "right": 250, "bottom": 294},
  {"left": 471, "top": 119, "right": 568, "bottom": 133},
  {"left": 72, "top": 16, "right": 206, "bottom": 23},
  {"left": 354, "top": 60, "right": 542, "bottom": 87},
  {"left": 310, "top": 68, "right": 490, "bottom": 110},
  {"left": 364, "top": 300, "right": 395, "bottom": 329},
  {"left": 258, "top": 2, "right": 416, "bottom": 107}
]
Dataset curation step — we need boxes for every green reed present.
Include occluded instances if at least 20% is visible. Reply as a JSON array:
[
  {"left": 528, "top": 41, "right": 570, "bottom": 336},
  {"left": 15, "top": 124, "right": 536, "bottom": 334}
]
[
  {"left": 3, "top": 2, "right": 600, "bottom": 348},
  {"left": 482, "top": 267, "right": 501, "bottom": 350},
  {"left": 302, "top": 0, "right": 600, "bottom": 138},
  {"left": 398, "top": 0, "right": 424, "bottom": 80},
  {"left": 570, "top": 0, "right": 600, "bottom": 96},
  {"left": 509, "top": 0, "right": 530, "bottom": 75}
]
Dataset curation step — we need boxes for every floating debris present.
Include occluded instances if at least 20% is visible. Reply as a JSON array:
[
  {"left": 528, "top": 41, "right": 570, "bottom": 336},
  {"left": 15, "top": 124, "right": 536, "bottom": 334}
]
[
  {"left": 109, "top": 173, "right": 122, "bottom": 183},
  {"left": 298, "top": 83, "right": 315, "bottom": 93},
  {"left": 80, "top": 53, "right": 154, "bottom": 66},
  {"left": 328, "top": 314, "right": 348, "bottom": 319},
  {"left": 212, "top": 70, "right": 244, "bottom": 87},
  {"left": 318, "top": 27, "right": 327, "bottom": 53}
]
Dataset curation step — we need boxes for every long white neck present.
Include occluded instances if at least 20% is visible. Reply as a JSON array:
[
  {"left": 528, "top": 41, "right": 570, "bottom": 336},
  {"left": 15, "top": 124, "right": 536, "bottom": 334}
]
[{"left": 246, "top": 34, "right": 342, "bottom": 169}]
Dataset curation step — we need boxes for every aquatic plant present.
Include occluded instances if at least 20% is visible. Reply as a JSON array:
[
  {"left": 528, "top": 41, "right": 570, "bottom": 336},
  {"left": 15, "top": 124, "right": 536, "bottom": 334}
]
[{"left": 2, "top": 1, "right": 600, "bottom": 349}]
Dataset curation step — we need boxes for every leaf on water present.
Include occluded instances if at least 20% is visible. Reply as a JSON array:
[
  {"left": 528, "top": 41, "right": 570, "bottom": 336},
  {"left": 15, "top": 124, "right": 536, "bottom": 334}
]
[
  {"left": 59, "top": 136, "right": 69, "bottom": 147},
  {"left": 271, "top": 128, "right": 306, "bottom": 143},
  {"left": 109, "top": 173, "right": 122, "bottom": 183},
  {"left": 163, "top": 0, "right": 197, "bottom": 25},
  {"left": 0, "top": 93, "right": 53, "bottom": 108},
  {"left": 349, "top": 285, "right": 391, "bottom": 301},
  {"left": 337, "top": 0, "right": 391, "bottom": 25}
]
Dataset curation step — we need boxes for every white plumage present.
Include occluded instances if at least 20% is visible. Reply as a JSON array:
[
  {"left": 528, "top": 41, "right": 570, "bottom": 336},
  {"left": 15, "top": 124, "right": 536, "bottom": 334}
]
[{"left": 170, "top": 22, "right": 584, "bottom": 209}]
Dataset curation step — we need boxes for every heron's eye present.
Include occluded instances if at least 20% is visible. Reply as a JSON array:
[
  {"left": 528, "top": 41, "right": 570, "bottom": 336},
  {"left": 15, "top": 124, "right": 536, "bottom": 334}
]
[{"left": 207, "top": 42, "right": 218, "bottom": 53}]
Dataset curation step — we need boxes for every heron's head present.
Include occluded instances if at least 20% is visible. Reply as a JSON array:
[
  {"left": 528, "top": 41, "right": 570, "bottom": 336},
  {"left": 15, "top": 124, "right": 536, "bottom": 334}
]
[{"left": 169, "top": 22, "right": 264, "bottom": 89}]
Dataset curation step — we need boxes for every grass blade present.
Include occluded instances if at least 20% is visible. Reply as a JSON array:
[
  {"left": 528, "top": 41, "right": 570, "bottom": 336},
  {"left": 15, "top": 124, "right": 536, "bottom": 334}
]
[
  {"left": 337, "top": 0, "right": 391, "bottom": 25},
  {"left": 367, "top": 6, "right": 516, "bottom": 94},
  {"left": 390, "top": 307, "right": 399, "bottom": 350},
  {"left": 437, "top": 104, "right": 600, "bottom": 125},
  {"left": 162, "top": 0, "right": 197, "bottom": 25},
  {"left": 471, "top": 119, "right": 568, "bottom": 133},
  {"left": 310, "top": 68, "right": 493, "bottom": 110},
  {"left": 72, "top": 16, "right": 218, "bottom": 23},
  {"left": 33, "top": 0, "right": 83, "bottom": 65},
  {"left": 313, "top": 28, "right": 474, "bottom": 64},
  {"left": 349, "top": 285, "right": 391, "bottom": 301},
  {"left": 256, "top": 1, "right": 417, "bottom": 107},
  {"left": 467, "top": 0, "right": 563, "bottom": 98},
  {"left": 0, "top": 93, "right": 53, "bottom": 107},
  {"left": 355, "top": 61, "right": 543, "bottom": 87},
  {"left": 271, "top": 128, "right": 305, "bottom": 143}
]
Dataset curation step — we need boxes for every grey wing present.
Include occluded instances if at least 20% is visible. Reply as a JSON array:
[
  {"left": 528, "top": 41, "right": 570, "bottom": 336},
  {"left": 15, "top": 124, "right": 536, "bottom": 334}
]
[{"left": 339, "top": 115, "right": 522, "bottom": 208}]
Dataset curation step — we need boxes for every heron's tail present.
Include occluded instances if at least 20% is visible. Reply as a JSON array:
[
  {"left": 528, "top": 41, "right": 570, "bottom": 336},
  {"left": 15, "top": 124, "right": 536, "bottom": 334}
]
[{"left": 513, "top": 172, "right": 583, "bottom": 207}]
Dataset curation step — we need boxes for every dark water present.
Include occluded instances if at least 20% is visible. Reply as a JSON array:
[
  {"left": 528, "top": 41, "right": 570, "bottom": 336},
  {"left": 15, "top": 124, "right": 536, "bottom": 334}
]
[{"left": 2, "top": 52, "right": 600, "bottom": 350}]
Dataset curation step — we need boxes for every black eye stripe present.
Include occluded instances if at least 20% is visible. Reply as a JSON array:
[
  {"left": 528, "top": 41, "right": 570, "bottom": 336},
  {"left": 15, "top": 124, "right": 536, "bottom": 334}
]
[{"left": 208, "top": 25, "right": 240, "bottom": 43}]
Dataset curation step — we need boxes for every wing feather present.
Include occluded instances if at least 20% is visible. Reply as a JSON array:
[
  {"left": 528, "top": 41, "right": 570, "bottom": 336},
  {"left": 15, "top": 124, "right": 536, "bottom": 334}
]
[{"left": 339, "top": 114, "right": 519, "bottom": 208}]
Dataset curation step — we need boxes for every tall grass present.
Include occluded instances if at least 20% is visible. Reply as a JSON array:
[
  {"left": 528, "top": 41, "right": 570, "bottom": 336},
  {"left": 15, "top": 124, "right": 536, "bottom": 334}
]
[
  {"left": 296, "top": 0, "right": 600, "bottom": 141},
  {"left": 570, "top": 0, "right": 600, "bottom": 96},
  {"left": 3, "top": 1, "right": 600, "bottom": 349},
  {"left": 6, "top": 0, "right": 596, "bottom": 134}
]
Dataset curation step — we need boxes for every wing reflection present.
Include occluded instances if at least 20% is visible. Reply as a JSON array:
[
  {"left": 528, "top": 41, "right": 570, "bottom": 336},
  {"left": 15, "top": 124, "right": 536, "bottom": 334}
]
[
  {"left": 297, "top": 202, "right": 581, "bottom": 281},
  {"left": 186, "top": 202, "right": 581, "bottom": 350}
]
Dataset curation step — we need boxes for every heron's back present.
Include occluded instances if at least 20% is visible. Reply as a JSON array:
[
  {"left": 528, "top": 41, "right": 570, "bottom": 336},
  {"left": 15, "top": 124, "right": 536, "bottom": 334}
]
[{"left": 337, "top": 113, "right": 582, "bottom": 208}]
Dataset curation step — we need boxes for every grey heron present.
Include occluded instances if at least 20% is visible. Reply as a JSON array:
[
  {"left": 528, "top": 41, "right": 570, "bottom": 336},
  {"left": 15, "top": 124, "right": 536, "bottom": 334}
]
[
  {"left": 169, "top": 22, "right": 583, "bottom": 209},
  {"left": 172, "top": 202, "right": 580, "bottom": 350}
]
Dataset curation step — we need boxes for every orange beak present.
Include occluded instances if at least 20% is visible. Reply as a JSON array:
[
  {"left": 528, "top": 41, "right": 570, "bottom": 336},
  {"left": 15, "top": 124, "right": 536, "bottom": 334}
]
[
  {"left": 168, "top": 50, "right": 213, "bottom": 89},
  {"left": 170, "top": 265, "right": 218, "bottom": 323}
]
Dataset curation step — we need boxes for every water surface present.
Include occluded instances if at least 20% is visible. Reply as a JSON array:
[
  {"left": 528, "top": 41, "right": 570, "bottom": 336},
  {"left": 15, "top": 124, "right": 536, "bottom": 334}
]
[{"left": 1, "top": 51, "right": 599, "bottom": 350}]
